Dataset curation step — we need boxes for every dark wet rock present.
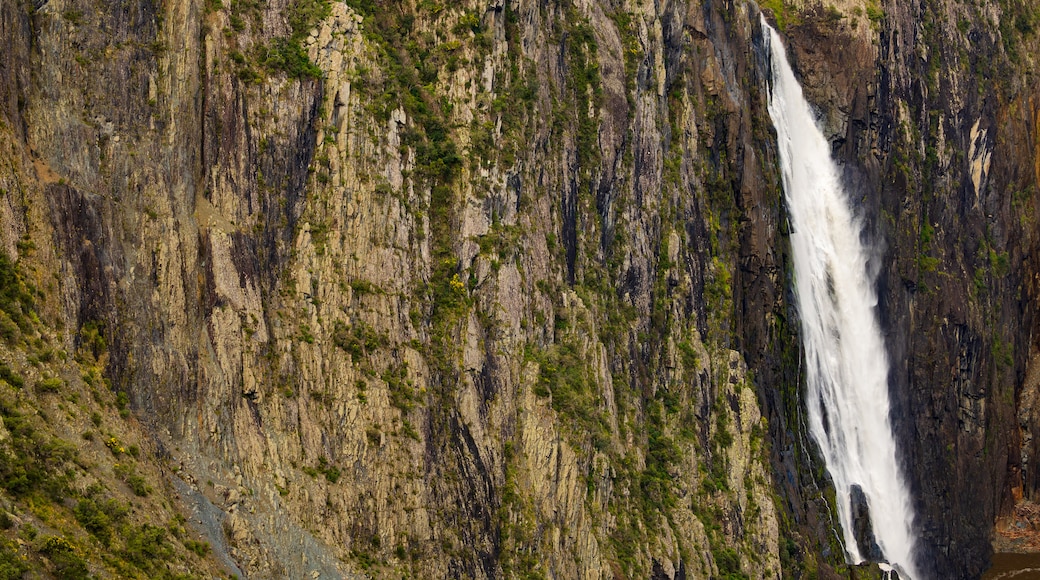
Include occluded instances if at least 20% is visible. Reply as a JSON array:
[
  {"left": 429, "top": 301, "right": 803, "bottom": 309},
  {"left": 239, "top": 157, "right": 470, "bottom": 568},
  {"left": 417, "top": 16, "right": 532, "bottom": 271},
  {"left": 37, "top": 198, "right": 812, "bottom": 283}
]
[{"left": 850, "top": 484, "right": 885, "bottom": 562}]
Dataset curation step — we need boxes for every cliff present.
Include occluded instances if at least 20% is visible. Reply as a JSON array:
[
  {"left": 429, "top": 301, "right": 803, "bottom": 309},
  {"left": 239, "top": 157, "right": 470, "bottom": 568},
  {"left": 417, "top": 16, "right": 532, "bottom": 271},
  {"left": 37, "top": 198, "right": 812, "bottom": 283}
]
[
  {"left": 776, "top": 0, "right": 1039, "bottom": 576},
  {"left": 0, "top": 0, "right": 1036, "bottom": 578}
]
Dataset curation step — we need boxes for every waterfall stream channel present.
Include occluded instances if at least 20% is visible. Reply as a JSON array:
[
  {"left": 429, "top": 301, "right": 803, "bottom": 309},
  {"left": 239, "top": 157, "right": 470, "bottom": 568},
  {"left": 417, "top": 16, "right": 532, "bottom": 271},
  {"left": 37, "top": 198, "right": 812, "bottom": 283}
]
[{"left": 761, "top": 16, "right": 922, "bottom": 580}]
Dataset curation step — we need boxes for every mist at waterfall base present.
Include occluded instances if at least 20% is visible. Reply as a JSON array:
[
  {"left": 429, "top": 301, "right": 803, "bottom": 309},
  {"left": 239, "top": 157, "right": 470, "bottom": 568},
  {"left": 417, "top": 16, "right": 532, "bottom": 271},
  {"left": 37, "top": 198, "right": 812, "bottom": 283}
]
[{"left": 760, "top": 16, "right": 922, "bottom": 580}]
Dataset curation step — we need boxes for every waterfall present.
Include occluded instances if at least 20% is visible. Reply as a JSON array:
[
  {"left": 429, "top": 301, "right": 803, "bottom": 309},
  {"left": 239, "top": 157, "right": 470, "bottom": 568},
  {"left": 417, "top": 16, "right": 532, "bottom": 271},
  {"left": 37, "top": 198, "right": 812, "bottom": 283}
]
[{"left": 760, "top": 16, "right": 922, "bottom": 580}]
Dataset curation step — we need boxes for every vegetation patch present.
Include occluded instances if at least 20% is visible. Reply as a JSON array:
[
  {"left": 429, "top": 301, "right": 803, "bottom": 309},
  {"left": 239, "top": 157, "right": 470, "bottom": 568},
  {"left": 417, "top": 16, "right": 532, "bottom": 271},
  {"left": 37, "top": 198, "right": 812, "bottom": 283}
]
[
  {"left": 528, "top": 339, "right": 611, "bottom": 451},
  {"left": 221, "top": 0, "right": 330, "bottom": 81},
  {"left": 0, "top": 252, "right": 36, "bottom": 343},
  {"left": 0, "top": 398, "right": 77, "bottom": 500},
  {"left": 760, "top": 0, "right": 800, "bottom": 30},
  {"left": 74, "top": 488, "right": 130, "bottom": 547},
  {"left": 383, "top": 362, "right": 416, "bottom": 413},
  {"left": 332, "top": 320, "right": 386, "bottom": 363}
]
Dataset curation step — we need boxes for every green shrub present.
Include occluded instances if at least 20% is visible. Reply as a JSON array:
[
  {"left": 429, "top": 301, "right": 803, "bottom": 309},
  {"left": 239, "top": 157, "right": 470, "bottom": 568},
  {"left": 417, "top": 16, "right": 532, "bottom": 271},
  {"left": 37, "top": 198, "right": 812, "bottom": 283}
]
[
  {"left": 0, "top": 314, "right": 16, "bottom": 342},
  {"left": 39, "top": 536, "right": 89, "bottom": 580},
  {"left": 117, "top": 391, "right": 132, "bottom": 419},
  {"left": 127, "top": 473, "right": 150, "bottom": 495},
  {"left": 258, "top": 37, "right": 323, "bottom": 79},
  {"left": 383, "top": 363, "right": 415, "bottom": 412},
  {"left": 678, "top": 340, "right": 700, "bottom": 370},
  {"left": 453, "top": 11, "right": 481, "bottom": 35},
  {"left": 74, "top": 494, "right": 129, "bottom": 546},
  {"left": 35, "top": 377, "right": 64, "bottom": 394},
  {"left": 0, "top": 538, "right": 27, "bottom": 580},
  {"left": 299, "top": 323, "right": 316, "bottom": 344},
  {"left": 316, "top": 456, "right": 341, "bottom": 483},
  {"left": 0, "top": 253, "right": 34, "bottom": 341},
  {"left": 0, "top": 364, "right": 23, "bottom": 388},
  {"left": 332, "top": 320, "right": 385, "bottom": 361},
  {"left": 79, "top": 321, "right": 106, "bottom": 361},
  {"left": 183, "top": 539, "right": 210, "bottom": 557},
  {"left": 286, "top": 0, "right": 331, "bottom": 37},
  {"left": 349, "top": 279, "right": 383, "bottom": 296},
  {"left": 122, "top": 524, "right": 174, "bottom": 574},
  {"left": 114, "top": 463, "right": 151, "bottom": 497},
  {"left": 0, "top": 401, "right": 76, "bottom": 499},
  {"left": 865, "top": 4, "right": 883, "bottom": 23},
  {"left": 713, "top": 546, "right": 749, "bottom": 580}
]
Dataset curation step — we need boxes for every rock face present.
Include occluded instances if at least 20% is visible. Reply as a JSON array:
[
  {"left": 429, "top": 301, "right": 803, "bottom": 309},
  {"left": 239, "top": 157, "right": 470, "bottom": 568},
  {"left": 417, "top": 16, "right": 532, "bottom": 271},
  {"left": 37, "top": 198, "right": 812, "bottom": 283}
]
[
  {"left": 777, "top": 1, "right": 1040, "bottom": 577},
  {"left": 0, "top": 0, "right": 1037, "bottom": 578},
  {"left": 849, "top": 484, "right": 884, "bottom": 563}
]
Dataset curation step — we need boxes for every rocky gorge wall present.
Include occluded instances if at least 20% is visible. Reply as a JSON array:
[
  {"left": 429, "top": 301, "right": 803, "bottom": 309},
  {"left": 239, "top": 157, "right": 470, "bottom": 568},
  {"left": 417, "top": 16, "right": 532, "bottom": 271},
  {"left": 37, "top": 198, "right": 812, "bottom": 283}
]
[{"left": 0, "top": 0, "right": 1037, "bottom": 578}]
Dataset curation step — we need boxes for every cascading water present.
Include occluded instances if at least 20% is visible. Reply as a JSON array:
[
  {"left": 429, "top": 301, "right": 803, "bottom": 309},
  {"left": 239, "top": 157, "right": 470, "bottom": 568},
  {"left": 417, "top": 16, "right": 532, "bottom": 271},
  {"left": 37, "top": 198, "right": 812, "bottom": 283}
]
[{"left": 760, "top": 16, "right": 922, "bottom": 580}]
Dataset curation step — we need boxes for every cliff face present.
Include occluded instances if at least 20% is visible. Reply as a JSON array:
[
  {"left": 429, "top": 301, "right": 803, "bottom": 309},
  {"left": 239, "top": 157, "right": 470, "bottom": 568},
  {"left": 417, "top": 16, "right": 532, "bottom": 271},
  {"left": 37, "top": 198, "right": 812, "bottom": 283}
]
[
  {"left": 0, "top": 0, "right": 1037, "bottom": 579},
  {"left": 776, "top": 0, "right": 1040, "bottom": 576}
]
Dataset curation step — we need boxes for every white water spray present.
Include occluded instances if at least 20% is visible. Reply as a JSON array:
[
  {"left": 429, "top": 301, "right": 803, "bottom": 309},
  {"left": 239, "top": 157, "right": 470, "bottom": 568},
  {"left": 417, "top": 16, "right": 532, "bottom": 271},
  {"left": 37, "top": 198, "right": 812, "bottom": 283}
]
[{"left": 760, "top": 16, "right": 921, "bottom": 580}]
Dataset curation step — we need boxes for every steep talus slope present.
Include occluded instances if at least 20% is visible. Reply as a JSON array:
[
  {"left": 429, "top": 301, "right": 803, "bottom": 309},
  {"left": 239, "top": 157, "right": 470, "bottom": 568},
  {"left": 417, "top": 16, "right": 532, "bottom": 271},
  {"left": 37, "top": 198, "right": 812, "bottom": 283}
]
[{"left": 0, "top": 0, "right": 1038, "bottom": 578}]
